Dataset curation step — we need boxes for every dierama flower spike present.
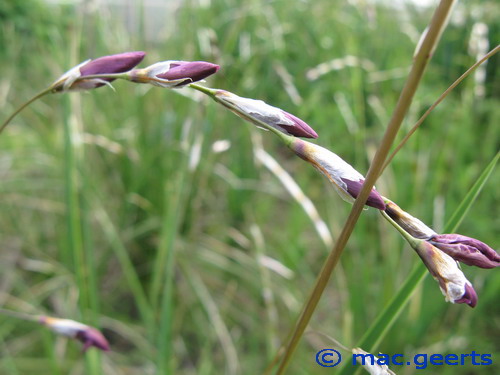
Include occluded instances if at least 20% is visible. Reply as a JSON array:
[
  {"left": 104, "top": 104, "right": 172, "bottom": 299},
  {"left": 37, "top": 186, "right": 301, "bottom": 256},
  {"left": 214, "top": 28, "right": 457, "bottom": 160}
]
[
  {"left": 384, "top": 200, "right": 436, "bottom": 239},
  {"left": 213, "top": 90, "right": 318, "bottom": 138},
  {"left": 130, "top": 60, "right": 219, "bottom": 88},
  {"left": 51, "top": 51, "right": 146, "bottom": 92},
  {"left": 413, "top": 241, "right": 477, "bottom": 307},
  {"left": 289, "top": 138, "right": 386, "bottom": 209},
  {"left": 40, "top": 316, "right": 110, "bottom": 352},
  {"left": 429, "top": 234, "right": 500, "bottom": 269}
]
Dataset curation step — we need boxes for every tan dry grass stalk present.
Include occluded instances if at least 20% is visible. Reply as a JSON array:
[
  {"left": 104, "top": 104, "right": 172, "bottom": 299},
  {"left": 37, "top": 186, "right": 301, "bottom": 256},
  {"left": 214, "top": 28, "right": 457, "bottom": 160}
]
[{"left": 273, "top": 0, "right": 458, "bottom": 373}]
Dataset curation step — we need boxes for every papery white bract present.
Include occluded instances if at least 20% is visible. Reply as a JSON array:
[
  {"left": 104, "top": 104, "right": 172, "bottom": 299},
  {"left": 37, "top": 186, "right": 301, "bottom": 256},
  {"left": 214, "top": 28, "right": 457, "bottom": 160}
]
[
  {"left": 384, "top": 200, "right": 436, "bottom": 239},
  {"left": 214, "top": 90, "right": 318, "bottom": 139},
  {"left": 40, "top": 316, "right": 110, "bottom": 352},
  {"left": 352, "top": 348, "right": 396, "bottom": 375},
  {"left": 289, "top": 138, "right": 386, "bottom": 209},
  {"left": 414, "top": 241, "right": 477, "bottom": 307}
]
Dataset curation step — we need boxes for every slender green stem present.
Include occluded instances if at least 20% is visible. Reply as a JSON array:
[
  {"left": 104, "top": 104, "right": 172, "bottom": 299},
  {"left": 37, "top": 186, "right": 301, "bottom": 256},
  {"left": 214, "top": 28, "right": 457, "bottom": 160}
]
[
  {"left": 379, "top": 210, "right": 421, "bottom": 247},
  {"left": 188, "top": 82, "right": 216, "bottom": 96},
  {"left": 0, "top": 72, "right": 130, "bottom": 137},
  {"left": 274, "top": 1, "right": 457, "bottom": 373},
  {"left": 69, "top": 72, "right": 129, "bottom": 81},
  {"left": 382, "top": 44, "right": 500, "bottom": 173},
  {"left": 0, "top": 88, "right": 52, "bottom": 135},
  {"left": 0, "top": 308, "right": 39, "bottom": 322}
]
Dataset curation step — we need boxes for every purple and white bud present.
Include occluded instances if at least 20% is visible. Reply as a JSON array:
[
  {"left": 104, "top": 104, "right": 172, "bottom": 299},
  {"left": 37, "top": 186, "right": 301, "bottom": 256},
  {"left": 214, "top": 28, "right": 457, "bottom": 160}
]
[
  {"left": 352, "top": 348, "right": 396, "bottom": 375},
  {"left": 52, "top": 51, "right": 146, "bottom": 92},
  {"left": 129, "top": 60, "right": 219, "bottom": 88},
  {"left": 429, "top": 234, "right": 499, "bottom": 269},
  {"left": 384, "top": 200, "right": 436, "bottom": 239},
  {"left": 40, "top": 316, "right": 110, "bottom": 352},
  {"left": 414, "top": 241, "right": 477, "bottom": 307},
  {"left": 289, "top": 138, "right": 386, "bottom": 209},
  {"left": 213, "top": 90, "right": 318, "bottom": 139}
]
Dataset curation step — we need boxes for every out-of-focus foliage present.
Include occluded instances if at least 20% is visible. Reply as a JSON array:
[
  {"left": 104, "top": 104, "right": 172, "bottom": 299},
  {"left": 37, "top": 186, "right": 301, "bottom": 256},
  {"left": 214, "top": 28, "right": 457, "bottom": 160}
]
[{"left": 0, "top": 0, "right": 498, "bottom": 374}]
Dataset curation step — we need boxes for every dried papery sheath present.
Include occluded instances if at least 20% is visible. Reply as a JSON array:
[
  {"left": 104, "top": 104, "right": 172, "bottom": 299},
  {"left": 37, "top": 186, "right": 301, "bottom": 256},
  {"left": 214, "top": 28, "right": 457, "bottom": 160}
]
[
  {"left": 429, "top": 234, "right": 499, "bottom": 269},
  {"left": 51, "top": 51, "right": 146, "bottom": 92},
  {"left": 384, "top": 200, "right": 436, "bottom": 239},
  {"left": 289, "top": 138, "right": 386, "bottom": 209},
  {"left": 213, "top": 90, "right": 318, "bottom": 139},
  {"left": 413, "top": 241, "right": 477, "bottom": 307},
  {"left": 40, "top": 316, "right": 110, "bottom": 352},
  {"left": 129, "top": 60, "right": 219, "bottom": 88},
  {"left": 352, "top": 348, "right": 396, "bottom": 375}
]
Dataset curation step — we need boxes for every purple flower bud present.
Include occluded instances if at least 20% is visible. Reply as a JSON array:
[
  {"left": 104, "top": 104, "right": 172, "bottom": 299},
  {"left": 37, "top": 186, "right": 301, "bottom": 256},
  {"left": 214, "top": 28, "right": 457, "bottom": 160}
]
[
  {"left": 156, "top": 61, "right": 219, "bottom": 83},
  {"left": 75, "top": 326, "right": 110, "bottom": 352},
  {"left": 429, "top": 234, "right": 499, "bottom": 269},
  {"left": 129, "top": 60, "right": 219, "bottom": 88},
  {"left": 341, "top": 178, "right": 387, "bottom": 211},
  {"left": 281, "top": 111, "right": 319, "bottom": 138},
  {"left": 79, "top": 51, "right": 146, "bottom": 83},
  {"left": 40, "top": 316, "right": 110, "bottom": 352},
  {"left": 413, "top": 241, "right": 477, "bottom": 307},
  {"left": 384, "top": 200, "right": 436, "bottom": 239},
  {"left": 52, "top": 51, "right": 146, "bottom": 91},
  {"left": 454, "top": 283, "right": 478, "bottom": 308},
  {"left": 289, "top": 138, "right": 386, "bottom": 209},
  {"left": 214, "top": 90, "right": 318, "bottom": 138}
]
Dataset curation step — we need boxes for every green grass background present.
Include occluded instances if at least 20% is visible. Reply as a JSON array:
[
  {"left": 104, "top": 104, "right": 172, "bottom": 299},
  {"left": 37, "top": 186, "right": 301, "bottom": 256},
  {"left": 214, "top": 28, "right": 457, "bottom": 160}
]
[{"left": 0, "top": 0, "right": 498, "bottom": 374}]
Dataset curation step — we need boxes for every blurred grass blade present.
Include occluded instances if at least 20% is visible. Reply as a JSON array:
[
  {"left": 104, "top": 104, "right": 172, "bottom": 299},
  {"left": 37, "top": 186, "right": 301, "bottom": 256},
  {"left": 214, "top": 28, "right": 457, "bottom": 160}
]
[
  {"left": 275, "top": 1, "right": 457, "bottom": 372},
  {"left": 382, "top": 45, "right": 500, "bottom": 173},
  {"left": 445, "top": 152, "right": 499, "bottom": 232},
  {"left": 338, "top": 151, "right": 499, "bottom": 375},
  {"left": 94, "top": 204, "right": 153, "bottom": 324}
]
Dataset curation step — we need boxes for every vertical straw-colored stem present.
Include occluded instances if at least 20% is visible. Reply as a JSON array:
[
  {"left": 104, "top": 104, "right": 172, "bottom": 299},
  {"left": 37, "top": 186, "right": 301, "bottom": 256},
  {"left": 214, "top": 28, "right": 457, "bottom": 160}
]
[
  {"left": 274, "top": 1, "right": 457, "bottom": 373},
  {"left": 337, "top": 151, "right": 499, "bottom": 375}
]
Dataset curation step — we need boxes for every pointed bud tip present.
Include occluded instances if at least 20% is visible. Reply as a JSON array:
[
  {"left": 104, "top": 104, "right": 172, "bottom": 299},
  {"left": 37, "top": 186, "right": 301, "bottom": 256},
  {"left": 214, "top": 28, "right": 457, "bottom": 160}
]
[
  {"left": 281, "top": 112, "right": 318, "bottom": 139},
  {"left": 455, "top": 283, "right": 477, "bottom": 308},
  {"left": 156, "top": 61, "right": 220, "bottom": 84},
  {"left": 76, "top": 327, "right": 110, "bottom": 352},
  {"left": 341, "top": 178, "right": 386, "bottom": 210},
  {"left": 80, "top": 51, "right": 146, "bottom": 77},
  {"left": 430, "top": 234, "right": 500, "bottom": 269}
]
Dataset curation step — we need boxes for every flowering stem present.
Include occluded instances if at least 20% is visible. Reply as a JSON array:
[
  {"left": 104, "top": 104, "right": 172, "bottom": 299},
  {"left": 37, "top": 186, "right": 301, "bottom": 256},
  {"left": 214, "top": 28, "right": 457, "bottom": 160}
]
[
  {"left": 382, "top": 44, "right": 500, "bottom": 173},
  {"left": 274, "top": 1, "right": 457, "bottom": 373},
  {"left": 0, "top": 308, "right": 39, "bottom": 322},
  {"left": 0, "top": 71, "right": 135, "bottom": 136},
  {"left": 0, "top": 88, "right": 53, "bottom": 135}
]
